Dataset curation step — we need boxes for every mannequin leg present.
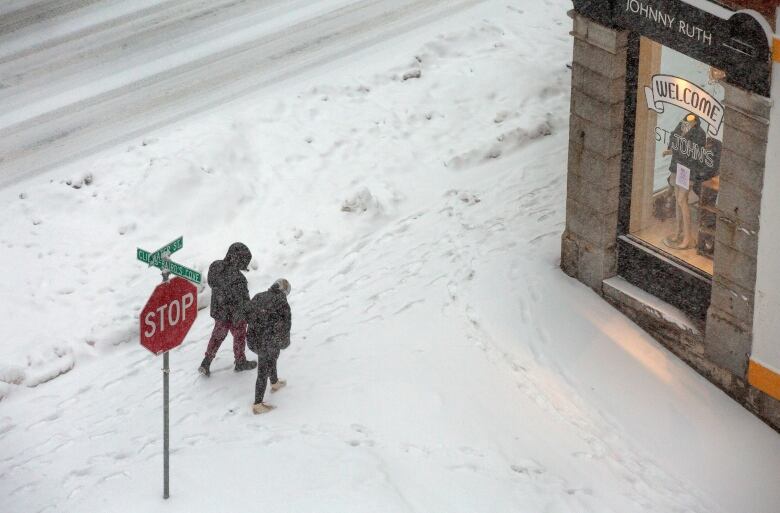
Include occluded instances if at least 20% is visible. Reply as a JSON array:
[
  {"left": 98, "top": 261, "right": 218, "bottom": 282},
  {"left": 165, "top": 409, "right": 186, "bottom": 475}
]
[
  {"left": 664, "top": 174, "right": 683, "bottom": 246},
  {"left": 677, "top": 186, "right": 692, "bottom": 248},
  {"left": 674, "top": 192, "right": 683, "bottom": 240},
  {"left": 664, "top": 182, "right": 692, "bottom": 250}
]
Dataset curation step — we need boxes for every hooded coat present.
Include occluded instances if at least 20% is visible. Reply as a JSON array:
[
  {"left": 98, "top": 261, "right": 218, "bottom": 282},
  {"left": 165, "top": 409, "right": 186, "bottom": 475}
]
[
  {"left": 244, "top": 282, "right": 291, "bottom": 357},
  {"left": 207, "top": 242, "right": 252, "bottom": 323}
]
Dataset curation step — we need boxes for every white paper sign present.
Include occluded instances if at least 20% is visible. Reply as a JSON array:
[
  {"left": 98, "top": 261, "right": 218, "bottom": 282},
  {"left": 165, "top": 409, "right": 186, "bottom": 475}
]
[{"left": 676, "top": 163, "right": 691, "bottom": 190}]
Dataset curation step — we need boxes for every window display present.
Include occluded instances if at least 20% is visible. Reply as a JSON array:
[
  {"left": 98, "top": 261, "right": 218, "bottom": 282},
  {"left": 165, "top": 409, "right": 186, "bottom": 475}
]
[{"left": 628, "top": 37, "right": 724, "bottom": 274}]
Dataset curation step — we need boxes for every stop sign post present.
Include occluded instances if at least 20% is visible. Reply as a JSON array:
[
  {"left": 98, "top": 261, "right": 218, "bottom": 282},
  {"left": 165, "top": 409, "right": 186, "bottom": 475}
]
[{"left": 137, "top": 237, "right": 200, "bottom": 500}]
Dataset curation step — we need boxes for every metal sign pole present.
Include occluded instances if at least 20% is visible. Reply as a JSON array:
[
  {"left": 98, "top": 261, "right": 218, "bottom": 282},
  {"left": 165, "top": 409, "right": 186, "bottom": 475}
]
[
  {"left": 162, "top": 268, "right": 170, "bottom": 500},
  {"left": 163, "top": 350, "right": 170, "bottom": 500},
  {"left": 138, "top": 238, "right": 200, "bottom": 501}
]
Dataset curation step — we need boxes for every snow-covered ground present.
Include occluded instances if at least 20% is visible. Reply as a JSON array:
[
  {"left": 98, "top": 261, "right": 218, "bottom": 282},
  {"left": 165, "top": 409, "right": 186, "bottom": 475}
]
[{"left": 1, "top": 1, "right": 779, "bottom": 512}]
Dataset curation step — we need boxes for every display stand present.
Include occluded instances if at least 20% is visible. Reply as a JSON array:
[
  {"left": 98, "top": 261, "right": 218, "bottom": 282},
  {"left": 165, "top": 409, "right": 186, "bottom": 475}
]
[{"left": 697, "top": 176, "right": 719, "bottom": 258}]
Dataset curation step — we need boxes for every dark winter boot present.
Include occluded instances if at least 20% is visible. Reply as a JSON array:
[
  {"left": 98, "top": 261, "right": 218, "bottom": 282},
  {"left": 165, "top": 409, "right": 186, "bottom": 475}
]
[
  {"left": 198, "top": 357, "right": 212, "bottom": 377},
  {"left": 234, "top": 359, "right": 257, "bottom": 372}
]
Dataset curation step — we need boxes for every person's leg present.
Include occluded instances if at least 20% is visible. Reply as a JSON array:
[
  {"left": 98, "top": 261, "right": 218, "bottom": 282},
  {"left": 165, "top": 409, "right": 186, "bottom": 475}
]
[
  {"left": 231, "top": 321, "right": 256, "bottom": 371},
  {"left": 205, "top": 320, "right": 230, "bottom": 360},
  {"left": 254, "top": 357, "right": 269, "bottom": 405},
  {"left": 269, "top": 357, "right": 278, "bottom": 385},
  {"left": 270, "top": 353, "right": 287, "bottom": 392},
  {"left": 200, "top": 321, "right": 229, "bottom": 375},
  {"left": 229, "top": 321, "right": 249, "bottom": 363}
]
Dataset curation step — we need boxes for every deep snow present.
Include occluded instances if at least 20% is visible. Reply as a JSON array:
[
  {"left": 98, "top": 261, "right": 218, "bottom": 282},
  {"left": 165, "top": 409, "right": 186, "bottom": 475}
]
[{"left": 1, "top": 1, "right": 779, "bottom": 512}]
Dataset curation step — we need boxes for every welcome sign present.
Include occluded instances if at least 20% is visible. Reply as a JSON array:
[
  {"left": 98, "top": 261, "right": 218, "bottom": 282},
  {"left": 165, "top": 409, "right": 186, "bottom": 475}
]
[{"left": 644, "top": 75, "right": 724, "bottom": 136}]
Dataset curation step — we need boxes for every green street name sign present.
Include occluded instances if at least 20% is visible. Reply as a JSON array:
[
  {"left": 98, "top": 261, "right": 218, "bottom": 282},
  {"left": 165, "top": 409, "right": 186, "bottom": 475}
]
[
  {"left": 160, "top": 259, "right": 202, "bottom": 284},
  {"left": 137, "top": 237, "right": 201, "bottom": 284},
  {"left": 146, "top": 237, "right": 183, "bottom": 267}
]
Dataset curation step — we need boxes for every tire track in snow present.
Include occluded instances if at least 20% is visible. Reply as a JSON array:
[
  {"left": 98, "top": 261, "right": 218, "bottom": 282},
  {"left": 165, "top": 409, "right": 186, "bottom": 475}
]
[
  {"left": 0, "top": 0, "right": 487, "bottom": 188},
  {"left": 0, "top": 0, "right": 104, "bottom": 37},
  {"left": 0, "top": 0, "right": 312, "bottom": 106},
  {"left": 0, "top": 0, "right": 184, "bottom": 62}
]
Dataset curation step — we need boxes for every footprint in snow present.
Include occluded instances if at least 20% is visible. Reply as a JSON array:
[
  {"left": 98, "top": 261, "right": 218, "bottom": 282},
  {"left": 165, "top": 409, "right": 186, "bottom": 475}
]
[
  {"left": 350, "top": 423, "right": 369, "bottom": 434},
  {"left": 27, "top": 411, "right": 61, "bottom": 430},
  {"left": 272, "top": 100, "right": 286, "bottom": 116},
  {"left": 65, "top": 466, "right": 93, "bottom": 485},
  {"left": 97, "top": 471, "right": 129, "bottom": 484},
  {"left": 458, "top": 446, "right": 484, "bottom": 457},
  {"left": 318, "top": 333, "right": 348, "bottom": 347},
  {"left": 510, "top": 461, "right": 547, "bottom": 478},
  {"left": 347, "top": 439, "right": 375, "bottom": 448},
  {"left": 393, "top": 299, "right": 425, "bottom": 315},
  {"left": 0, "top": 422, "right": 16, "bottom": 437},
  {"left": 10, "top": 483, "right": 37, "bottom": 496},
  {"left": 182, "top": 433, "right": 208, "bottom": 447}
]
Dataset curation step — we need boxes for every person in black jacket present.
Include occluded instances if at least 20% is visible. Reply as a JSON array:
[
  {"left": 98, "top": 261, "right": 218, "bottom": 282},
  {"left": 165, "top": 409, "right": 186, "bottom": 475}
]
[
  {"left": 245, "top": 278, "right": 292, "bottom": 414},
  {"left": 198, "top": 242, "right": 257, "bottom": 376}
]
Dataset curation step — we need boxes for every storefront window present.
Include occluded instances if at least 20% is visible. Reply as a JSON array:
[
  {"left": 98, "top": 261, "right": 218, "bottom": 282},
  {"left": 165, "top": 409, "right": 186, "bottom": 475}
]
[{"left": 629, "top": 37, "right": 725, "bottom": 275}]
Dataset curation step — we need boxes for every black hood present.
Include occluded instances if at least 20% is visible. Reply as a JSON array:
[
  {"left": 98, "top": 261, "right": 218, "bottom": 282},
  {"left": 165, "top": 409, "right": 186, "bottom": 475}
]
[{"left": 225, "top": 242, "right": 252, "bottom": 271}]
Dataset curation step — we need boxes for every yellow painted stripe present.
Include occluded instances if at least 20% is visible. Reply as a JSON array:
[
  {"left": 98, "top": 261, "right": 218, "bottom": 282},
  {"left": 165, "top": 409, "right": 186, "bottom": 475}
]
[
  {"left": 774, "top": 38, "right": 780, "bottom": 63},
  {"left": 748, "top": 360, "right": 780, "bottom": 401}
]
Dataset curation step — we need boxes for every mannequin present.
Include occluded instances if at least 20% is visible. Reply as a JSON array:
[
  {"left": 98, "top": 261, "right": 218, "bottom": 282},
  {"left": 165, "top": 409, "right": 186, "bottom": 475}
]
[{"left": 662, "top": 113, "right": 706, "bottom": 250}]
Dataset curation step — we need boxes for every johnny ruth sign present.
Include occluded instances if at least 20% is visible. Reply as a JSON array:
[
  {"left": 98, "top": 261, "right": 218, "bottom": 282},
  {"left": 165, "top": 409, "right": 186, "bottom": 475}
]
[
  {"left": 574, "top": 0, "right": 772, "bottom": 96},
  {"left": 645, "top": 75, "right": 724, "bottom": 136},
  {"left": 624, "top": 0, "right": 712, "bottom": 45}
]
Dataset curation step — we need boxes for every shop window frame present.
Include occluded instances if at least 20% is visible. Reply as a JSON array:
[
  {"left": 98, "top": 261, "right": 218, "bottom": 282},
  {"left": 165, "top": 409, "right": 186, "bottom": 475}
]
[
  {"left": 616, "top": 33, "right": 713, "bottom": 323},
  {"left": 572, "top": 0, "right": 772, "bottom": 323}
]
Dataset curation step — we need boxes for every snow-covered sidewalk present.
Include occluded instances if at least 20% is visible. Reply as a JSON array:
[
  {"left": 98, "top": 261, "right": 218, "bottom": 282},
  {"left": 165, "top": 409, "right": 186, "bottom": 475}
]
[{"left": 1, "top": 2, "right": 779, "bottom": 512}]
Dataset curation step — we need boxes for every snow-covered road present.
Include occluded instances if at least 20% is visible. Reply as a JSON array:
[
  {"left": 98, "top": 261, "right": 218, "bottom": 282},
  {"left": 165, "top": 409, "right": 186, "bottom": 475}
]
[{"left": 0, "top": 0, "right": 481, "bottom": 187}]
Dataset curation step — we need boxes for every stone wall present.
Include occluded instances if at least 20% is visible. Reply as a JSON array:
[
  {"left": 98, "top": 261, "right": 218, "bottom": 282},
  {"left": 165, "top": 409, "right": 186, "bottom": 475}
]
[
  {"left": 705, "top": 86, "right": 772, "bottom": 377},
  {"left": 703, "top": 84, "right": 780, "bottom": 432},
  {"left": 560, "top": 12, "right": 627, "bottom": 292}
]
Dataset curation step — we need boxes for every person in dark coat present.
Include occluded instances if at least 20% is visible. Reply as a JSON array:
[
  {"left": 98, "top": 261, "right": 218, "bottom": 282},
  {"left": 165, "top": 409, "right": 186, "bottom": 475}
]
[
  {"left": 198, "top": 242, "right": 257, "bottom": 376},
  {"left": 245, "top": 278, "right": 292, "bottom": 414}
]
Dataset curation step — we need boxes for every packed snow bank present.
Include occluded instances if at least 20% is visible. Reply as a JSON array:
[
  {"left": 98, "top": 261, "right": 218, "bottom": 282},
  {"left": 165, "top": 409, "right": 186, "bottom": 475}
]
[{"left": 1, "top": 1, "right": 779, "bottom": 513}]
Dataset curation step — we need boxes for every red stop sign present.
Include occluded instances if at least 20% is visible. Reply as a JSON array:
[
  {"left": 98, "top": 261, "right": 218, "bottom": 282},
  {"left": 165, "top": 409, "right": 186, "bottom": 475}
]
[{"left": 140, "top": 277, "right": 198, "bottom": 355}]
